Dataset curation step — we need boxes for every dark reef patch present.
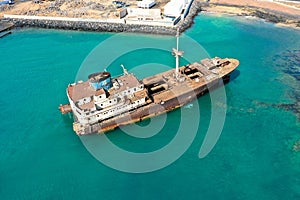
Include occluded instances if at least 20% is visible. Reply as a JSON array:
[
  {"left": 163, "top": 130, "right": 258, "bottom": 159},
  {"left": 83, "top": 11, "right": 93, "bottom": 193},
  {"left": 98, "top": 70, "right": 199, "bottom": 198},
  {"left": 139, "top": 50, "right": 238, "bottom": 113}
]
[
  {"left": 254, "top": 50, "right": 300, "bottom": 120},
  {"left": 273, "top": 49, "right": 300, "bottom": 120}
]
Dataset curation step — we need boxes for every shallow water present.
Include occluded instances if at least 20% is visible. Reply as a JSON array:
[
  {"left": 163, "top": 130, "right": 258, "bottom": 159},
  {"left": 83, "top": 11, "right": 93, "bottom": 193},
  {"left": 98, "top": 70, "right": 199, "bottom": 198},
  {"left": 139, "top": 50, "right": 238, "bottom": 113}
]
[{"left": 0, "top": 14, "right": 300, "bottom": 199}]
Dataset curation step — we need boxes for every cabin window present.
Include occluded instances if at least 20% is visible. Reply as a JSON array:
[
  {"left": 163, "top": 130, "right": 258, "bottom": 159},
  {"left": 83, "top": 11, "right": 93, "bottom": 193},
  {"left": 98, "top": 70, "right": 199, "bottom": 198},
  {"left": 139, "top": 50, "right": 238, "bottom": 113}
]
[
  {"left": 101, "top": 104, "right": 103, "bottom": 106},
  {"left": 134, "top": 88, "right": 136, "bottom": 91}
]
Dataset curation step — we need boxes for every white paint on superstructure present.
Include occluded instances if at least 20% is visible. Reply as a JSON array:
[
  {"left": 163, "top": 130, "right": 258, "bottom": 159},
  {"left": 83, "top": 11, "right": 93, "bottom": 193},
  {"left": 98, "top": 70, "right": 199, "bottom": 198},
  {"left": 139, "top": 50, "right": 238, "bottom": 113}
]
[{"left": 67, "top": 74, "right": 148, "bottom": 125}]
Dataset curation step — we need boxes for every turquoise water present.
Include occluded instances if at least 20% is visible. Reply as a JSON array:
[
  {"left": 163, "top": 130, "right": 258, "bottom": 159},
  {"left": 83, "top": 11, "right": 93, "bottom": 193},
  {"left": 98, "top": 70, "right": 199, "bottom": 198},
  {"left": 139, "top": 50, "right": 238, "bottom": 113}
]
[{"left": 1, "top": 14, "right": 300, "bottom": 199}]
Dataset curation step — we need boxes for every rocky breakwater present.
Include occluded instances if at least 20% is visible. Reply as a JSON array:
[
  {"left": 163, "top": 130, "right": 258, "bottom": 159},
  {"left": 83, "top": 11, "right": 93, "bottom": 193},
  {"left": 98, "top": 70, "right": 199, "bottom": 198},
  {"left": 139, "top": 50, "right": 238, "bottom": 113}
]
[
  {"left": 0, "top": 20, "right": 14, "bottom": 32},
  {"left": 177, "top": 0, "right": 203, "bottom": 32},
  {"left": 6, "top": 17, "right": 178, "bottom": 35}
]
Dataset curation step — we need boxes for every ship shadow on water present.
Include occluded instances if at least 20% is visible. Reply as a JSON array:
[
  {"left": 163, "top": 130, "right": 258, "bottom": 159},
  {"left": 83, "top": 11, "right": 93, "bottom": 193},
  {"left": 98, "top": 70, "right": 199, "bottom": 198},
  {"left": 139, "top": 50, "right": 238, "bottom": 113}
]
[
  {"left": 134, "top": 118, "right": 151, "bottom": 126},
  {"left": 229, "top": 70, "right": 240, "bottom": 82},
  {"left": 197, "top": 69, "right": 241, "bottom": 98}
]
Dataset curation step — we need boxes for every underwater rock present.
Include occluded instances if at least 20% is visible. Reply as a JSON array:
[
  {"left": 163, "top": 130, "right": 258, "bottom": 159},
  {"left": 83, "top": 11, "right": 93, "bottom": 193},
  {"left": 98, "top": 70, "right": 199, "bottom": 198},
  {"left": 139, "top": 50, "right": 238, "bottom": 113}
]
[
  {"left": 254, "top": 101, "right": 300, "bottom": 120},
  {"left": 274, "top": 49, "right": 300, "bottom": 81},
  {"left": 293, "top": 140, "right": 300, "bottom": 152}
]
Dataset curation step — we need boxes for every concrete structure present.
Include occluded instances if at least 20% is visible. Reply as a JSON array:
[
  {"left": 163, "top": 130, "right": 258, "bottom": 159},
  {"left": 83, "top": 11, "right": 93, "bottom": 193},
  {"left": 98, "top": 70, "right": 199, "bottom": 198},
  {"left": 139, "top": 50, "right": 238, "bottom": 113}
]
[
  {"left": 116, "top": 8, "right": 128, "bottom": 18},
  {"left": 164, "top": 0, "right": 189, "bottom": 17},
  {"left": 137, "top": 0, "right": 156, "bottom": 9},
  {"left": 127, "top": 8, "right": 161, "bottom": 19}
]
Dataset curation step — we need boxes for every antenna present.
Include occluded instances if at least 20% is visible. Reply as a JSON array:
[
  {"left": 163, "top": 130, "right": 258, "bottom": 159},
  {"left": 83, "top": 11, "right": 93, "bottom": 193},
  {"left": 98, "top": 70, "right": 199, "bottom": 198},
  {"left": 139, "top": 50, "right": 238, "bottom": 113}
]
[
  {"left": 120, "top": 64, "right": 129, "bottom": 75},
  {"left": 172, "top": 28, "right": 184, "bottom": 79}
]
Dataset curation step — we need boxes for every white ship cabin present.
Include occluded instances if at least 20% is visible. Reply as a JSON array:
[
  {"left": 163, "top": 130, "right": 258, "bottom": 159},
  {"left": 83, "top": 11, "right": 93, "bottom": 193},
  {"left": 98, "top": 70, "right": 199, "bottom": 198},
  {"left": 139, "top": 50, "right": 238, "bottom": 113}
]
[{"left": 67, "top": 72, "right": 149, "bottom": 124}]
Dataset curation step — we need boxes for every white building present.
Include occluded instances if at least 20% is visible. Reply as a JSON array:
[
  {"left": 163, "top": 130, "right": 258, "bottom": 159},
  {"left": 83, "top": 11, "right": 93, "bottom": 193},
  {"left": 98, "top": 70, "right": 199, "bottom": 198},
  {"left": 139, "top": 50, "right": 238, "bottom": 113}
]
[
  {"left": 163, "top": 0, "right": 187, "bottom": 17},
  {"left": 127, "top": 8, "right": 161, "bottom": 19},
  {"left": 137, "top": 0, "right": 156, "bottom": 9}
]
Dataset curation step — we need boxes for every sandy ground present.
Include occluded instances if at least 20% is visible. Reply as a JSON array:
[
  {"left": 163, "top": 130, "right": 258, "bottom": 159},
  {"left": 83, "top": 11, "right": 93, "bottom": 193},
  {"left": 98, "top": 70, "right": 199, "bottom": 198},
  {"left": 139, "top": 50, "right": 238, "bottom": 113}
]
[
  {"left": 1, "top": 0, "right": 299, "bottom": 18},
  {"left": 208, "top": 0, "right": 300, "bottom": 17},
  {"left": 0, "top": 0, "right": 170, "bottom": 19}
]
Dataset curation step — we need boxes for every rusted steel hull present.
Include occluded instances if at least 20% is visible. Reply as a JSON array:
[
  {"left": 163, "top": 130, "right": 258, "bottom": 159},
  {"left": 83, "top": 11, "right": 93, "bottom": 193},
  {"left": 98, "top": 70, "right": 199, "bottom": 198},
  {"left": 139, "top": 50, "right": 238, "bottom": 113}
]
[{"left": 59, "top": 104, "right": 72, "bottom": 114}]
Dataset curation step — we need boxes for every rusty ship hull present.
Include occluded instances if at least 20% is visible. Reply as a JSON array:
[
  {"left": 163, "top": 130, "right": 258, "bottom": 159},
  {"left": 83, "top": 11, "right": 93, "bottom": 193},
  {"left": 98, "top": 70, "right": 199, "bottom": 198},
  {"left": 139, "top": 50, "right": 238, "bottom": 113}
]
[
  {"left": 59, "top": 30, "right": 239, "bottom": 136},
  {"left": 61, "top": 58, "right": 239, "bottom": 135}
]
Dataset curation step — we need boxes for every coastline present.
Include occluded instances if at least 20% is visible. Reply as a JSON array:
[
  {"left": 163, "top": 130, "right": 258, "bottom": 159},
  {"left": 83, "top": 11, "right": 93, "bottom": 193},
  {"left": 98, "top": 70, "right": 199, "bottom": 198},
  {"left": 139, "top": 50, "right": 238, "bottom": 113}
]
[
  {"left": 204, "top": 0, "right": 300, "bottom": 30},
  {"left": 202, "top": 9, "right": 300, "bottom": 31},
  {"left": 1, "top": 0, "right": 299, "bottom": 34},
  {"left": 0, "top": 0, "right": 202, "bottom": 35}
]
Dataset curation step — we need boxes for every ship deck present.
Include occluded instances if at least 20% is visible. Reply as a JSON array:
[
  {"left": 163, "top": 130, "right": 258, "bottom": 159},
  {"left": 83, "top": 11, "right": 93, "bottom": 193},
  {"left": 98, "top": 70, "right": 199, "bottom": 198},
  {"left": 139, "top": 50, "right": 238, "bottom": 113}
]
[{"left": 142, "top": 58, "right": 239, "bottom": 104}]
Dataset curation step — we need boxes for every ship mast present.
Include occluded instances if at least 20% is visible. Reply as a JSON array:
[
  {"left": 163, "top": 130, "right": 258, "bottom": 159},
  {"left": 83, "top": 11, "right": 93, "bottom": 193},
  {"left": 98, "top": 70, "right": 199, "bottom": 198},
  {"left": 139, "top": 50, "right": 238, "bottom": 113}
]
[
  {"left": 172, "top": 28, "right": 184, "bottom": 79},
  {"left": 121, "top": 64, "right": 129, "bottom": 75}
]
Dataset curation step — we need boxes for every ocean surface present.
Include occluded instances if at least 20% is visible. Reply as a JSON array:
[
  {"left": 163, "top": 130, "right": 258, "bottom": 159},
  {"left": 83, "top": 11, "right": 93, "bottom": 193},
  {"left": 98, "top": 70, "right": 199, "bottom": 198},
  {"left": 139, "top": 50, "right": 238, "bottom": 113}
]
[{"left": 1, "top": 14, "right": 300, "bottom": 199}]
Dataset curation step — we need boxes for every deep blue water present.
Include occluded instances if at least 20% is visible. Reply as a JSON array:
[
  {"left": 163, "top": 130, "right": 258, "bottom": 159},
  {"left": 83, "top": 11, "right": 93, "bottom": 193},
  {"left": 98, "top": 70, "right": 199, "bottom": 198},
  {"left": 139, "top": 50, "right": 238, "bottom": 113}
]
[{"left": 0, "top": 14, "right": 300, "bottom": 199}]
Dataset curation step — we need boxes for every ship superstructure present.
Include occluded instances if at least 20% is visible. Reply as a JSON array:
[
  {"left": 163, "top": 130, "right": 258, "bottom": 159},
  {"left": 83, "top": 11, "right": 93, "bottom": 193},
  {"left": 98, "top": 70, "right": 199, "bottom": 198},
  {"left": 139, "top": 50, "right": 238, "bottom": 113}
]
[{"left": 65, "top": 71, "right": 149, "bottom": 125}]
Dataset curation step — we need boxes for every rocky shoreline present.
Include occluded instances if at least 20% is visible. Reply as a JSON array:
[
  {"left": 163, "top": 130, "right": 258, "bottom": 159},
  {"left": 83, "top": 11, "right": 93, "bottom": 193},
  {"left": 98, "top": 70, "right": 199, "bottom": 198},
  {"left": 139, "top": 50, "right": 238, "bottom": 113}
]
[
  {"left": 204, "top": 3, "right": 300, "bottom": 29},
  {"left": 251, "top": 9, "right": 300, "bottom": 27},
  {"left": 1, "top": 1, "right": 202, "bottom": 35}
]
